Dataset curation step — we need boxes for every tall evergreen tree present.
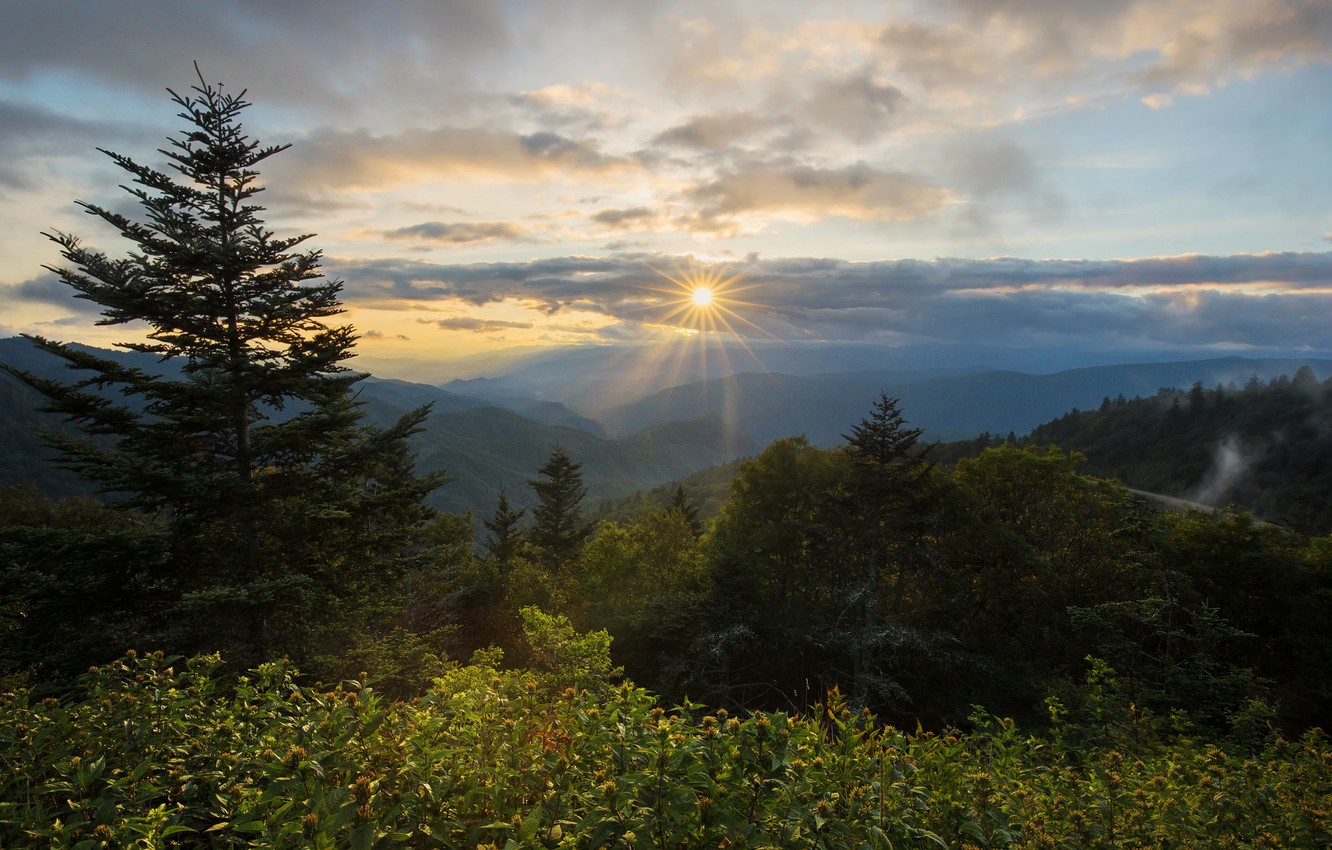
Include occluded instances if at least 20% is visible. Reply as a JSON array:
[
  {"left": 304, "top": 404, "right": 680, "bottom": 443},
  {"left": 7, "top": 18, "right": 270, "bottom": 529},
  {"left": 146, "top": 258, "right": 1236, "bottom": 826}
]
[
  {"left": 832, "top": 393, "right": 941, "bottom": 708},
  {"left": 1, "top": 69, "right": 444, "bottom": 660},
  {"left": 528, "top": 445, "right": 588, "bottom": 566}
]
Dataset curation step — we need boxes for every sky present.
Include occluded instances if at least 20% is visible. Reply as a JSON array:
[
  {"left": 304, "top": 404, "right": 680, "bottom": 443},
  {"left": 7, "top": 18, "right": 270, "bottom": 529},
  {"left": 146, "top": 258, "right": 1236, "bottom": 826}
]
[{"left": 1, "top": 0, "right": 1330, "bottom": 377}]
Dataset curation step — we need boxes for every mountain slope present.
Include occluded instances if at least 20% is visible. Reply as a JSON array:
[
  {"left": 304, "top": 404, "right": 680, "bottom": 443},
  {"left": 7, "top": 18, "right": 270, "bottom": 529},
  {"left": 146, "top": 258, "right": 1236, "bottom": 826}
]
[
  {"left": 359, "top": 378, "right": 607, "bottom": 437},
  {"left": 1018, "top": 370, "right": 1332, "bottom": 533}
]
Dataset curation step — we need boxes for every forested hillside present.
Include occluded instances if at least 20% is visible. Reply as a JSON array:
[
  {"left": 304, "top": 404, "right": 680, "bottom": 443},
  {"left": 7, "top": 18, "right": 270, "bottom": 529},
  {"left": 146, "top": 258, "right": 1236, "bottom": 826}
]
[
  {"left": 939, "top": 367, "right": 1332, "bottom": 534},
  {"left": 595, "top": 357, "right": 1332, "bottom": 444}
]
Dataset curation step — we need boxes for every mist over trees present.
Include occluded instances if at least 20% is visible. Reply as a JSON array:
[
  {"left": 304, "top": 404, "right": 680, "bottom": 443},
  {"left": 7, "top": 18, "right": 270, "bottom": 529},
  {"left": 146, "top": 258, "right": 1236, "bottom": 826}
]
[{"left": 938, "top": 368, "right": 1332, "bottom": 535}]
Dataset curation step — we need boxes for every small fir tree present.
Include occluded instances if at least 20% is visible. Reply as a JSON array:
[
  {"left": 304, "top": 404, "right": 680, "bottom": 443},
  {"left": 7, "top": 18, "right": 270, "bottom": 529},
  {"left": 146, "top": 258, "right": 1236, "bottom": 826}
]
[
  {"left": 668, "top": 484, "right": 703, "bottom": 536},
  {"left": 2, "top": 69, "right": 444, "bottom": 660},
  {"left": 528, "top": 445, "right": 588, "bottom": 566},
  {"left": 482, "top": 485, "right": 526, "bottom": 567}
]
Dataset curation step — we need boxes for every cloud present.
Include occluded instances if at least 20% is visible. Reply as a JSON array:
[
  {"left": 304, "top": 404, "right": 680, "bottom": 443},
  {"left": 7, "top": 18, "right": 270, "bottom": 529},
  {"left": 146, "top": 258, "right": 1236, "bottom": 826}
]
[
  {"left": 0, "top": 100, "right": 141, "bottom": 189},
  {"left": 863, "top": 0, "right": 1332, "bottom": 116},
  {"left": 799, "top": 69, "right": 907, "bottom": 142},
  {"left": 877, "top": 20, "right": 993, "bottom": 89},
  {"left": 945, "top": 137, "right": 1064, "bottom": 228},
  {"left": 274, "top": 126, "right": 636, "bottom": 192},
  {"left": 1135, "top": 0, "right": 1332, "bottom": 96},
  {"left": 328, "top": 254, "right": 657, "bottom": 312},
  {"left": 510, "top": 82, "right": 631, "bottom": 133},
  {"left": 653, "top": 110, "right": 771, "bottom": 150},
  {"left": 1, "top": 273, "right": 104, "bottom": 315},
  {"left": 682, "top": 160, "right": 948, "bottom": 231},
  {"left": 1, "top": 0, "right": 1327, "bottom": 323},
  {"left": 329, "top": 250, "right": 1332, "bottom": 354},
  {"left": 424, "top": 317, "right": 535, "bottom": 333},
  {"left": 591, "top": 206, "right": 664, "bottom": 231},
  {"left": 0, "top": 1, "right": 509, "bottom": 114},
  {"left": 383, "top": 221, "right": 535, "bottom": 245}
]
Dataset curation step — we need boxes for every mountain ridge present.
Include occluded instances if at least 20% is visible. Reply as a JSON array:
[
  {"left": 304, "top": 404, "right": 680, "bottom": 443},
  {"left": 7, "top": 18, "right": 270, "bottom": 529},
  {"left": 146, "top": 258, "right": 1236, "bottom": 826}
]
[{"left": 5, "top": 335, "right": 1329, "bottom": 519}]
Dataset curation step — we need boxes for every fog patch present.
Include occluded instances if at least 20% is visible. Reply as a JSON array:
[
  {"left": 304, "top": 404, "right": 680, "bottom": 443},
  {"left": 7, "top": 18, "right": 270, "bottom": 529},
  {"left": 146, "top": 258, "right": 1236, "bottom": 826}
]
[{"left": 1191, "top": 435, "right": 1252, "bottom": 508}]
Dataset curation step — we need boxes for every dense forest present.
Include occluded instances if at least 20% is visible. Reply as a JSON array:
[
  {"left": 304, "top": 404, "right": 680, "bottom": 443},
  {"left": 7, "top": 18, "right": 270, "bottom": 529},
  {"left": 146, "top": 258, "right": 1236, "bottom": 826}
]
[
  {"left": 3, "top": 72, "right": 1330, "bottom": 846},
  {"left": 1025, "top": 371, "right": 1332, "bottom": 534}
]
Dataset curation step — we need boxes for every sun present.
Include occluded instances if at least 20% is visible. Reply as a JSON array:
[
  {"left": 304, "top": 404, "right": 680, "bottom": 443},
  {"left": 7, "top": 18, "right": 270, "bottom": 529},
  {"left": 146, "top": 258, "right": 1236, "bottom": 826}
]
[{"left": 640, "top": 258, "right": 766, "bottom": 343}]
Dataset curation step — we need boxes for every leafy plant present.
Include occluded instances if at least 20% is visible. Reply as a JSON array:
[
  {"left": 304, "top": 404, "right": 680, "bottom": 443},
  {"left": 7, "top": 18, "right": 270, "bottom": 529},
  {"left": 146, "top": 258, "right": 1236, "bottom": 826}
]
[{"left": 3, "top": 649, "right": 1328, "bottom": 849}]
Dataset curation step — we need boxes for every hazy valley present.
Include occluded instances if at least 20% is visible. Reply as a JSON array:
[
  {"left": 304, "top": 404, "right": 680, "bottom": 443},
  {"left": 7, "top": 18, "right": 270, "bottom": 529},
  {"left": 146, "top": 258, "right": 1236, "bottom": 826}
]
[{"left": 6, "top": 335, "right": 1328, "bottom": 520}]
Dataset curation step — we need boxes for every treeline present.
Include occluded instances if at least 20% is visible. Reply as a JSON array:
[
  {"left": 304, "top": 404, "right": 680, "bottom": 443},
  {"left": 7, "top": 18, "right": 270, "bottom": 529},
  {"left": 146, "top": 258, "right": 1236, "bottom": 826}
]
[
  {"left": 433, "top": 398, "right": 1330, "bottom": 735},
  {"left": 10, "top": 399, "right": 1332, "bottom": 735},
  {"left": 941, "top": 366, "right": 1332, "bottom": 534}
]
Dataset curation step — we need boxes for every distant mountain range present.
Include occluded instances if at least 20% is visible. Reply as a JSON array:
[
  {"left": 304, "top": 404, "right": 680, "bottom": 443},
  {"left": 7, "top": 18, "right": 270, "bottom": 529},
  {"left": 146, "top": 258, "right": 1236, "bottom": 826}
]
[
  {"left": 594, "top": 357, "right": 1332, "bottom": 445},
  {"left": 4, "top": 335, "right": 1328, "bottom": 519}
]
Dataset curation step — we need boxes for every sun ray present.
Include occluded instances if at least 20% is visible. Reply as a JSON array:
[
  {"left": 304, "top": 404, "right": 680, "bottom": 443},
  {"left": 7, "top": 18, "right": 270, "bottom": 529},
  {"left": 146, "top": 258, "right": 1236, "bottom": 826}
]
[
  {"left": 631, "top": 259, "right": 784, "bottom": 388},
  {"left": 551, "top": 257, "right": 783, "bottom": 411}
]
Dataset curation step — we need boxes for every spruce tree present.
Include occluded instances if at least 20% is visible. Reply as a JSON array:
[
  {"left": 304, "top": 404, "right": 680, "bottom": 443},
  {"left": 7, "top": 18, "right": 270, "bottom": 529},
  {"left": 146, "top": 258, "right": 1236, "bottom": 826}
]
[
  {"left": 528, "top": 445, "right": 588, "bottom": 566},
  {"left": 482, "top": 485, "right": 526, "bottom": 567},
  {"left": 668, "top": 484, "right": 703, "bottom": 536},
  {"left": 2, "top": 69, "right": 444, "bottom": 660},
  {"left": 836, "top": 393, "right": 939, "bottom": 707}
]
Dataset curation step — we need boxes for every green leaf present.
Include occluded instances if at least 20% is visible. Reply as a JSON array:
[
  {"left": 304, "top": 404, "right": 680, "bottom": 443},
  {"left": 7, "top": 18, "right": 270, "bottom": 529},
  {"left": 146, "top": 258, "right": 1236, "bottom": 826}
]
[
  {"left": 130, "top": 758, "right": 154, "bottom": 782},
  {"left": 587, "top": 819, "right": 621, "bottom": 849},
  {"left": 960, "top": 819, "right": 987, "bottom": 842},
  {"left": 520, "top": 804, "right": 544, "bottom": 841},
  {"left": 350, "top": 823, "right": 374, "bottom": 850},
  {"left": 915, "top": 828, "right": 950, "bottom": 849}
]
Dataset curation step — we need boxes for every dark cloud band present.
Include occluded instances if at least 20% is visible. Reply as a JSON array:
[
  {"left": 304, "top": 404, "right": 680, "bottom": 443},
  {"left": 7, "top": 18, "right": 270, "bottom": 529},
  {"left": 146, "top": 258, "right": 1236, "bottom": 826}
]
[{"left": 313, "top": 250, "right": 1332, "bottom": 353}]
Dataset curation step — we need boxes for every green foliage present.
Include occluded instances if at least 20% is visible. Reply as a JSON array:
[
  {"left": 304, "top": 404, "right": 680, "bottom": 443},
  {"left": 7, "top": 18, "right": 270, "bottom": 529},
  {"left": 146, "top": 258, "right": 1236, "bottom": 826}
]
[
  {"left": 593, "top": 458, "right": 743, "bottom": 527},
  {"left": 1159, "top": 508, "right": 1332, "bottom": 732},
  {"left": 519, "top": 606, "right": 622, "bottom": 694},
  {"left": 953, "top": 445, "right": 1143, "bottom": 585},
  {"left": 667, "top": 485, "right": 703, "bottom": 537},
  {"left": 327, "top": 626, "right": 456, "bottom": 702},
  {"left": 3, "top": 651, "right": 1330, "bottom": 849},
  {"left": 1068, "top": 599, "right": 1263, "bottom": 736},
  {"left": 696, "top": 436, "right": 849, "bottom": 708},
  {"left": 573, "top": 511, "right": 707, "bottom": 628},
  {"left": 0, "top": 485, "right": 172, "bottom": 691},
  {"left": 568, "top": 509, "right": 708, "bottom": 695},
  {"left": 481, "top": 485, "right": 525, "bottom": 566},
  {"left": 689, "top": 417, "right": 960, "bottom": 718}
]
